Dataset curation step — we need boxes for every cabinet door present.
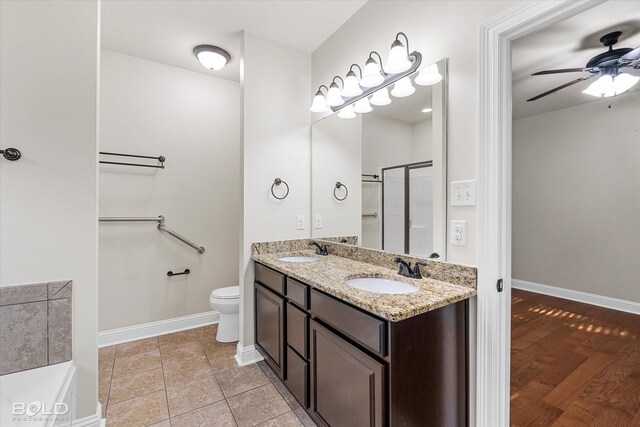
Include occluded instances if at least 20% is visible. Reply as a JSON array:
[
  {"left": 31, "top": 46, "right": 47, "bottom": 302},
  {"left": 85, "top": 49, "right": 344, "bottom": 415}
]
[
  {"left": 310, "top": 320, "right": 385, "bottom": 427},
  {"left": 255, "top": 283, "right": 285, "bottom": 377}
]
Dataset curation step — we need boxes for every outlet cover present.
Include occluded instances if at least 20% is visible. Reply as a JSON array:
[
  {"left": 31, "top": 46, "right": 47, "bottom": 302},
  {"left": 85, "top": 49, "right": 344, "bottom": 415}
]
[
  {"left": 451, "top": 220, "right": 467, "bottom": 246},
  {"left": 451, "top": 180, "right": 476, "bottom": 206},
  {"left": 314, "top": 215, "right": 323, "bottom": 229},
  {"left": 296, "top": 215, "right": 305, "bottom": 230}
]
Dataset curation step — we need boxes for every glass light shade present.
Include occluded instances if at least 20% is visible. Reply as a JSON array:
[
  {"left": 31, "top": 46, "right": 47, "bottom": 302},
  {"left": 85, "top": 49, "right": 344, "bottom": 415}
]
[
  {"left": 391, "top": 76, "right": 415, "bottom": 97},
  {"left": 583, "top": 73, "right": 640, "bottom": 98},
  {"left": 370, "top": 87, "right": 391, "bottom": 106},
  {"left": 415, "top": 63, "right": 443, "bottom": 86},
  {"left": 337, "top": 104, "right": 357, "bottom": 119},
  {"left": 326, "top": 83, "right": 345, "bottom": 107},
  {"left": 310, "top": 92, "right": 329, "bottom": 113},
  {"left": 342, "top": 72, "right": 363, "bottom": 97},
  {"left": 361, "top": 60, "right": 385, "bottom": 87},
  {"left": 354, "top": 97, "right": 373, "bottom": 113},
  {"left": 385, "top": 43, "right": 412, "bottom": 74},
  {"left": 193, "top": 45, "right": 231, "bottom": 71}
]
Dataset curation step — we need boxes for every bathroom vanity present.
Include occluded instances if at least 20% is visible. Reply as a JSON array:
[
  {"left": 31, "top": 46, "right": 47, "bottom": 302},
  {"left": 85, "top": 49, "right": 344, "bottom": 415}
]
[{"left": 252, "top": 242, "right": 475, "bottom": 427}]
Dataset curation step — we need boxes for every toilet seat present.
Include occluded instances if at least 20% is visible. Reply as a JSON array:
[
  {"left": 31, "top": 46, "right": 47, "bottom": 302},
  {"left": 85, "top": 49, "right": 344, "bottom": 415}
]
[{"left": 211, "top": 286, "right": 239, "bottom": 300}]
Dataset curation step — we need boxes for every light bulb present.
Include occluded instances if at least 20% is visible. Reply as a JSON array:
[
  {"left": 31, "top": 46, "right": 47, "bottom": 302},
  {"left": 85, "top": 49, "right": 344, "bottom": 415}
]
[
  {"left": 337, "top": 104, "right": 357, "bottom": 119},
  {"left": 193, "top": 45, "right": 231, "bottom": 71},
  {"left": 391, "top": 76, "right": 415, "bottom": 97},
  {"left": 415, "top": 63, "right": 443, "bottom": 86},
  {"left": 385, "top": 40, "right": 412, "bottom": 74},
  {"left": 582, "top": 73, "right": 639, "bottom": 98},
  {"left": 310, "top": 90, "right": 329, "bottom": 113},
  {"left": 342, "top": 71, "right": 363, "bottom": 97},
  {"left": 613, "top": 73, "right": 640, "bottom": 94},
  {"left": 326, "top": 82, "right": 345, "bottom": 107},
  {"left": 370, "top": 87, "right": 391, "bottom": 106},
  {"left": 354, "top": 97, "right": 373, "bottom": 113},
  {"left": 361, "top": 58, "right": 385, "bottom": 87}
]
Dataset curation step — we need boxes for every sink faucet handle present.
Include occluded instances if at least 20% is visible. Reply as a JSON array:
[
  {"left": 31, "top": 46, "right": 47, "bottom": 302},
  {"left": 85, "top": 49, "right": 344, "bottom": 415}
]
[
  {"left": 309, "top": 241, "right": 329, "bottom": 256},
  {"left": 413, "top": 261, "right": 428, "bottom": 279},
  {"left": 394, "top": 257, "right": 413, "bottom": 277}
]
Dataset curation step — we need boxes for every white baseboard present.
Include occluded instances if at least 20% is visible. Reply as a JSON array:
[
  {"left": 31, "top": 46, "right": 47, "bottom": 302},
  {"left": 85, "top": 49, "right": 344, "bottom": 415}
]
[
  {"left": 234, "top": 343, "right": 264, "bottom": 366},
  {"left": 512, "top": 279, "right": 640, "bottom": 315},
  {"left": 98, "top": 311, "right": 220, "bottom": 347},
  {"left": 74, "top": 403, "right": 104, "bottom": 427}
]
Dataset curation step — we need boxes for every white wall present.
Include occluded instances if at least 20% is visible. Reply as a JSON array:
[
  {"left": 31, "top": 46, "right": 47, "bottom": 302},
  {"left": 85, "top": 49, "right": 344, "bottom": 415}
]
[
  {"left": 513, "top": 91, "right": 640, "bottom": 302},
  {"left": 99, "top": 50, "right": 240, "bottom": 330},
  {"left": 311, "top": 0, "right": 517, "bottom": 265},
  {"left": 0, "top": 0, "right": 99, "bottom": 418},
  {"left": 239, "top": 32, "right": 311, "bottom": 350}
]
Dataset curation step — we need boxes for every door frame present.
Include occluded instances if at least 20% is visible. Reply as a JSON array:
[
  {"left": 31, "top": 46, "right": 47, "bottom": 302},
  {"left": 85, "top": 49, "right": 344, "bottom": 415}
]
[{"left": 475, "top": 1, "right": 605, "bottom": 425}]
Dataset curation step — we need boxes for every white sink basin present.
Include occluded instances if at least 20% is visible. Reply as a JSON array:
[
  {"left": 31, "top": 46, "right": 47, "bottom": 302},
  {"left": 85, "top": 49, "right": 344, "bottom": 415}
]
[
  {"left": 346, "top": 278, "right": 418, "bottom": 295},
  {"left": 278, "top": 256, "right": 319, "bottom": 263}
]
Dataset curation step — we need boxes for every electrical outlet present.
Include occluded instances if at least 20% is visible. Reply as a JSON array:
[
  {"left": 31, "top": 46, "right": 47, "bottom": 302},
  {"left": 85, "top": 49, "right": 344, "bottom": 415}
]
[
  {"left": 296, "top": 215, "right": 305, "bottom": 230},
  {"left": 451, "top": 220, "right": 467, "bottom": 246},
  {"left": 451, "top": 180, "right": 476, "bottom": 206},
  {"left": 314, "top": 215, "right": 323, "bottom": 229}
]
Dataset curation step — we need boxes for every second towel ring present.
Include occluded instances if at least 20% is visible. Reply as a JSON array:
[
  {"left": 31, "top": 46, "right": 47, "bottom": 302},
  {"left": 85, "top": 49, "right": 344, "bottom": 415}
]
[
  {"left": 271, "top": 178, "right": 289, "bottom": 200},
  {"left": 334, "top": 182, "right": 348, "bottom": 201}
]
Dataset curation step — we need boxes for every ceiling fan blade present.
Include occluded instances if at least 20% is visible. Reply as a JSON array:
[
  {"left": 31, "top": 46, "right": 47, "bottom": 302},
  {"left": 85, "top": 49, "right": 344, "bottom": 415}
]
[
  {"left": 527, "top": 75, "right": 594, "bottom": 102},
  {"left": 532, "top": 68, "right": 593, "bottom": 76},
  {"left": 621, "top": 46, "right": 640, "bottom": 61}
]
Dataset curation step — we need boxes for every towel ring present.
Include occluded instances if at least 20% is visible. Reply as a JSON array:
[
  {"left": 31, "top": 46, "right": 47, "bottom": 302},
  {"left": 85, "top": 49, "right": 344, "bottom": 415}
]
[
  {"left": 271, "top": 178, "right": 289, "bottom": 200},
  {"left": 334, "top": 182, "right": 348, "bottom": 201}
]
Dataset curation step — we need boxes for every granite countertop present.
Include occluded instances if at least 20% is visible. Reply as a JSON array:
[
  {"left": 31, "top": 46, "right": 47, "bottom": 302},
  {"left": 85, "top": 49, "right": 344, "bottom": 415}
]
[{"left": 252, "top": 249, "right": 476, "bottom": 322}]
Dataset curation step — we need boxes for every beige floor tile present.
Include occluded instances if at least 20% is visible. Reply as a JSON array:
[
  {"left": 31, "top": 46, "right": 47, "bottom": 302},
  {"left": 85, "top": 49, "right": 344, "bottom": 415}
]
[
  {"left": 106, "top": 390, "right": 168, "bottom": 427},
  {"left": 227, "top": 384, "right": 290, "bottom": 427},
  {"left": 115, "top": 337, "right": 158, "bottom": 358},
  {"left": 112, "top": 349, "right": 162, "bottom": 379},
  {"left": 292, "top": 407, "right": 317, "bottom": 427},
  {"left": 163, "top": 354, "right": 214, "bottom": 387},
  {"left": 258, "top": 361, "right": 279, "bottom": 383},
  {"left": 108, "top": 367, "right": 165, "bottom": 405},
  {"left": 166, "top": 374, "right": 225, "bottom": 417},
  {"left": 99, "top": 345, "right": 116, "bottom": 361},
  {"left": 272, "top": 378, "right": 301, "bottom": 410},
  {"left": 99, "top": 380, "right": 110, "bottom": 408},
  {"left": 170, "top": 400, "right": 237, "bottom": 427},
  {"left": 147, "top": 421, "right": 171, "bottom": 427},
  {"left": 193, "top": 324, "right": 218, "bottom": 339},
  {"left": 216, "top": 364, "right": 270, "bottom": 398},
  {"left": 160, "top": 339, "right": 205, "bottom": 364},
  {"left": 258, "top": 411, "right": 304, "bottom": 426},
  {"left": 99, "top": 357, "right": 114, "bottom": 383},
  {"left": 210, "top": 354, "right": 239, "bottom": 373},
  {"left": 158, "top": 330, "right": 197, "bottom": 347}
]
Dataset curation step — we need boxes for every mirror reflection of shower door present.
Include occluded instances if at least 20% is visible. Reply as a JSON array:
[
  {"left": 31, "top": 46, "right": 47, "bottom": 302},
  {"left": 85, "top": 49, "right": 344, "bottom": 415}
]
[{"left": 382, "top": 162, "right": 433, "bottom": 255}]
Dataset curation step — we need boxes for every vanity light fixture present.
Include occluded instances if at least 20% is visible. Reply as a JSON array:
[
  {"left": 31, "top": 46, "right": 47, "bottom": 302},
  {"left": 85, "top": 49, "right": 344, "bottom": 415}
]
[
  {"left": 193, "top": 45, "right": 231, "bottom": 71},
  {"left": 342, "top": 64, "right": 364, "bottom": 97},
  {"left": 354, "top": 97, "right": 373, "bottom": 113},
  {"left": 361, "top": 52, "right": 386, "bottom": 87},
  {"left": 582, "top": 72, "right": 639, "bottom": 97},
  {"left": 421, "top": 107, "right": 433, "bottom": 113},
  {"left": 391, "top": 76, "right": 415, "bottom": 97},
  {"left": 326, "top": 76, "right": 345, "bottom": 107},
  {"left": 370, "top": 87, "right": 392, "bottom": 106},
  {"left": 415, "top": 63, "right": 443, "bottom": 86},
  {"left": 385, "top": 32, "right": 412, "bottom": 74},
  {"left": 310, "top": 85, "right": 330, "bottom": 113},
  {"left": 337, "top": 103, "right": 357, "bottom": 119}
]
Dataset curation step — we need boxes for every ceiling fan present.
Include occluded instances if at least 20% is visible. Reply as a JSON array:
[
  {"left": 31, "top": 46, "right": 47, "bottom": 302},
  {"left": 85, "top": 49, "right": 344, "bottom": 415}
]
[{"left": 527, "top": 31, "right": 640, "bottom": 101}]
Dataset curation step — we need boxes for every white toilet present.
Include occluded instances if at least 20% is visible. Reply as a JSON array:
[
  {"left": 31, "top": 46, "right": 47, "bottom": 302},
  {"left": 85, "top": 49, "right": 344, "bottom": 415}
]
[{"left": 209, "top": 286, "right": 240, "bottom": 342}]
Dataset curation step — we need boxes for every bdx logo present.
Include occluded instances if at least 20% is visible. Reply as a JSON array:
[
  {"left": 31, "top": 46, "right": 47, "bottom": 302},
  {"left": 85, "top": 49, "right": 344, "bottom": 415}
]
[{"left": 13, "top": 401, "right": 69, "bottom": 417}]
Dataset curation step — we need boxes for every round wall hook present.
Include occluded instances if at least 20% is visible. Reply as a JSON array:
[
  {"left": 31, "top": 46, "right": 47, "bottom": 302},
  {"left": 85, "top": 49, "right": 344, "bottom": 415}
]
[
  {"left": 271, "top": 178, "right": 290, "bottom": 200},
  {"left": 1, "top": 148, "right": 21, "bottom": 161},
  {"left": 334, "top": 182, "right": 348, "bottom": 201}
]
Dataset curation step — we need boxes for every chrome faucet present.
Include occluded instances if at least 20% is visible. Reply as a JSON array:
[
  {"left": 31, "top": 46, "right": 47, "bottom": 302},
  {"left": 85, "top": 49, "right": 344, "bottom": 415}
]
[
  {"left": 394, "top": 257, "right": 428, "bottom": 279},
  {"left": 309, "top": 241, "right": 329, "bottom": 256}
]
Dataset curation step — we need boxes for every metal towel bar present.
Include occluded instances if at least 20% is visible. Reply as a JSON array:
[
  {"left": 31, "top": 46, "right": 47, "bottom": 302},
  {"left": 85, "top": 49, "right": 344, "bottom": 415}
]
[{"left": 362, "top": 212, "right": 379, "bottom": 218}]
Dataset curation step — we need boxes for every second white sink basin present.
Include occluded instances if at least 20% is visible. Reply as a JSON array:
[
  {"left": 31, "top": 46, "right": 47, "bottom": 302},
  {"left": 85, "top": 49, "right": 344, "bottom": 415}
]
[
  {"left": 346, "top": 278, "right": 418, "bottom": 295},
  {"left": 278, "top": 256, "right": 319, "bottom": 263}
]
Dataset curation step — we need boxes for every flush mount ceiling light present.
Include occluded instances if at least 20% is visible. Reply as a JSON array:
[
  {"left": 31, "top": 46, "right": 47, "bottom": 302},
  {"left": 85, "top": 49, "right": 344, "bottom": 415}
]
[
  {"left": 361, "top": 52, "right": 386, "bottom": 88},
  {"left": 354, "top": 97, "right": 373, "bottom": 113},
  {"left": 342, "top": 64, "right": 364, "bottom": 97},
  {"left": 391, "top": 76, "right": 415, "bottom": 97},
  {"left": 582, "top": 72, "right": 640, "bottom": 97},
  {"left": 337, "top": 103, "right": 357, "bottom": 119},
  {"left": 415, "top": 63, "right": 443, "bottom": 86},
  {"left": 370, "top": 87, "right": 392, "bottom": 106},
  {"left": 310, "top": 85, "right": 330, "bottom": 113},
  {"left": 385, "top": 32, "right": 412, "bottom": 74},
  {"left": 326, "top": 76, "right": 345, "bottom": 107},
  {"left": 193, "top": 45, "right": 231, "bottom": 71}
]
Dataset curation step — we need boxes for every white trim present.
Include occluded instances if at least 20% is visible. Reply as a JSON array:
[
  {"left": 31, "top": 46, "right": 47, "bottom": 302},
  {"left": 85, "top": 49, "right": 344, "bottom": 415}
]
[
  {"left": 98, "top": 311, "right": 219, "bottom": 347},
  {"left": 234, "top": 343, "right": 264, "bottom": 366},
  {"left": 512, "top": 279, "right": 640, "bottom": 315},
  {"left": 476, "top": 1, "right": 605, "bottom": 425},
  {"left": 74, "top": 403, "right": 104, "bottom": 427}
]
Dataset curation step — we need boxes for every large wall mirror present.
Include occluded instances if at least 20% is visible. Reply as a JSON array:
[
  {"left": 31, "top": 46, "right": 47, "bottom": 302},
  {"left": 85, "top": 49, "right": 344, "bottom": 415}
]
[{"left": 311, "top": 58, "right": 448, "bottom": 260}]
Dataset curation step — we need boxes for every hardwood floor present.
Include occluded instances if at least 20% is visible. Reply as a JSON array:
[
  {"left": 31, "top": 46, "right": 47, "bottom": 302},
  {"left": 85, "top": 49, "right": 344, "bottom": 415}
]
[{"left": 510, "top": 289, "right": 640, "bottom": 426}]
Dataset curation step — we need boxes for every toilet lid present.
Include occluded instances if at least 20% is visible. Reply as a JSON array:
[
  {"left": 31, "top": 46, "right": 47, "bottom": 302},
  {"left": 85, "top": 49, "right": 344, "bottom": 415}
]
[{"left": 211, "top": 286, "right": 239, "bottom": 300}]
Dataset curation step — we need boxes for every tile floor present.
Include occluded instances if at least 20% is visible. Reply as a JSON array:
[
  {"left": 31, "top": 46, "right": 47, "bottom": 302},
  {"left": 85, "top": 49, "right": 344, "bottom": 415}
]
[{"left": 98, "top": 324, "right": 316, "bottom": 426}]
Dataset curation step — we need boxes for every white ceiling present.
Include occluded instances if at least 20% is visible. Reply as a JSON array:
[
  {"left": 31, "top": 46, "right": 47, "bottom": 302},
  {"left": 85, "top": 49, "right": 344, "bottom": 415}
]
[
  {"left": 101, "top": 0, "right": 367, "bottom": 82},
  {"left": 512, "top": 1, "right": 640, "bottom": 119}
]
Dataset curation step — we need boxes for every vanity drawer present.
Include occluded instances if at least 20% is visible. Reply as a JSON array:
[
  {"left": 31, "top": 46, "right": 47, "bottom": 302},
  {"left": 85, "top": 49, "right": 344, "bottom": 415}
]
[
  {"left": 284, "top": 346, "right": 308, "bottom": 408},
  {"left": 310, "top": 289, "right": 387, "bottom": 357},
  {"left": 255, "top": 263, "right": 285, "bottom": 295},
  {"left": 286, "top": 278, "right": 309, "bottom": 309},
  {"left": 287, "top": 302, "right": 308, "bottom": 359}
]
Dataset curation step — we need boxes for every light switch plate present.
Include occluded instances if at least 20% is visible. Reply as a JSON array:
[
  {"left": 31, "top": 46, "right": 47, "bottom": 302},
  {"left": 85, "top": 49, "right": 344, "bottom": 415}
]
[
  {"left": 314, "top": 215, "right": 323, "bottom": 229},
  {"left": 296, "top": 215, "right": 305, "bottom": 230},
  {"left": 451, "top": 180, "right": 476, "bottom": 206},
  {"left": 451, "top": 220, "right": 467, "bottom": 246}
]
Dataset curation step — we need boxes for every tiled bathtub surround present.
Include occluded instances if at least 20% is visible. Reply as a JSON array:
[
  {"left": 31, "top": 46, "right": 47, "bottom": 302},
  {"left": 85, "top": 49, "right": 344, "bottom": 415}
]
[{"left": 0, "top": 281, "right": 72, "bottom": 375}]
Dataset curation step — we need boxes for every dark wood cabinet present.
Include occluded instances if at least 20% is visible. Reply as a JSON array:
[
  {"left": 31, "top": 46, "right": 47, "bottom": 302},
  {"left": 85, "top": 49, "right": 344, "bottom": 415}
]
[
  {"left": 310, "top": 320, "right": 385, "bottom": 427},
  {"left": 255, "top": 283, "right": 285, "bottom": 378}
]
